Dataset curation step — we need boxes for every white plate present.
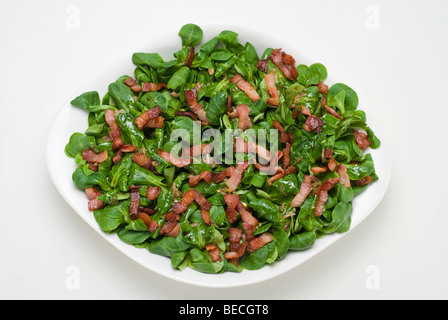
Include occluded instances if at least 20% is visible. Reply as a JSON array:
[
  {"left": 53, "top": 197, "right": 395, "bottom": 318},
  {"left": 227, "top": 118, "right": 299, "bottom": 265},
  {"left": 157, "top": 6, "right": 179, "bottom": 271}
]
[{"left": 46, "top": 24, "right": 391, "bottom": 288}]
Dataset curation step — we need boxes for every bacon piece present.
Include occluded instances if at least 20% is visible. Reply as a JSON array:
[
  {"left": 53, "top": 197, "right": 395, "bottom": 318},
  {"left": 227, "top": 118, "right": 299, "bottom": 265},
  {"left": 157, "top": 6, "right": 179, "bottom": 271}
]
[
  {"left": 88, "top": 163, "right": 98, "bottom": 172},
  {"left": 235, "top": 104, "right": 252, "bottom": 131},
  {"left": 157, "top": 149, "right": 191, "bottom": 168},
  {"left": 142, "top": 82, "right": 167, "bottom": 92},
  {"left": 337, "top": 164, "right": 351, "bottom": 188},
  {"left": 138, "top": 206, "right": 156, "bottom": 215},
  {"left": 324, "top": 105, "right": 343, "bottom": 120},
  {"left": 353, "top": 130, "right": 371, "bottom": 150},
  {"left": 327, "top": 157, "right": 338, "bottom": 172},
  {"left": 314, "top": 190, "right": 329, "bottom": 217},
  {"left": 124, "top": 77, "right": 137, "bottom": 87},
  {"left": 317, "top": 82, "right": 329, "bottom": 94},
  {"left": 184, "top": 89, "right": 210, "bottom": 125},
  {"left": 269, "top": 49, "right": 297, "bottom": 80},
  {"left": 310, "top": 166, "right": 328, "bottom": 174},
  {"left": 237, "top": 202, "right": 258, "bottom": 241},
  {"left": 234, "top": 138, "right": 272, "bottom": 164},
  {"left": 82, "top": 149, "right": 108, "bottom": 164},
  {"left": 313, "top": 177, "right": 340, "bottom": 196},
  {"left": 213, "top": 169, "right": 230, "bottom": 183},
  {"left": 145, "top": 116, "right": 164, "bottom": 128},
  {"left": 255, "top": 59, "right": 269, "bottom": 73},
  {"left": 247, "top": 232, "right": 274, "bottom": 253},
  {"left": 301, "top": 105, "right": 311, "bottom": 116},
  {"left": 303, "top": 115, "right": 324, "bottom": 133},
  {"left": 324, "top": 148, "right": 333, "bottom": 159},
  {"left": 226, "top": 162, "right": 250, "bottom": 192},
  {"left": 112, "top": 145, "right": 138, "bottom": 164},
  {"left": 224, "top": 194, "right": 240, "bottom": 224},
  {"left": 185, "top": 46, "right": 195, "bottom": 68},
  {"left": 146, "top": 186, "right": 161, "bottom": 200},
  {"left": 85, "top": 187, "right": 105, "bottom": 211},
  {"left": 188, "top": 171, "right": 213, "bottom": 187},
  {"left": 291, "top": 175, "right": 317, "bottom": 208},
  {"left": 130, "top": 84, "right": 142, "bottom": 93},
  {"left": 129, "top": 185, "right": 141, "bottom": 217},
  {"left": 135, "top": 212, "right": 159, "bottom": 233},
  {"left": 283, "top": 143, "right": 291, "bottom": 168},
  {"left": 354, "top": 175, "right": 373, "bottom": 186},
  {"left": 264, "top": 69, "right": 280, "bottom": 106},
  {"left": 105, "top": 109, "right": 124, "bottom": 150},
  {"left": 175, "top": 111, "right": 198, "bottom": 121},
  {"left": 273, "top": 120, "right": 291, "bottom": 144},
  {"left": 172, "top": 188, "right": 198, "bottom": 214},
  {"left": 195, "top": 191, "right": 212, "bottom": 225},
  {"left": 206, "top": 244, "right": 222, "bottom": 262},
  {"left": 230, "top": 74, "right": 260, "bottom": 102},
  {"left": 134, "top": 106, "right": 163, "bottom": 130},
  {"left": 160, "top": 220, "right": 179, "bottom": 237},
  {"left": 190, "top": 143, "right": 213, "bottom": 158},
  {"left": 131, "top": 153, "right": 153, "bottom": 170}
]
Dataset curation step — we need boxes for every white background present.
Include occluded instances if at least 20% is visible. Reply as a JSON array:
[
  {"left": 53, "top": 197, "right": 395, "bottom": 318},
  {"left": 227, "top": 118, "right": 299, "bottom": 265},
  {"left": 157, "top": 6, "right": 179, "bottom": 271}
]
[{"left": 1, "top": 0, "right": 447, "bottom": 300}]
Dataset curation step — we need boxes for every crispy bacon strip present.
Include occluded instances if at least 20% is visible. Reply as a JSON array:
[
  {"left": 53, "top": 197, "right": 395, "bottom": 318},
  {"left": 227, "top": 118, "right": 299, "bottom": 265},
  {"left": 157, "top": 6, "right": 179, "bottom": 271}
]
[
  {"left": 317, "top": 82, "right": 329, "bottom": 94},
  {"left": 82, "top": 149, "right": 108, "bottom": 164},
  {"left": 206, "top": 244, "right": 222, "bottom": 262},
  {"left": 291, "top": 175, "right": 317, "bottom": 208},
  {"left": 303, "top": 115, "right": 324, "bottom": 133},
  {"left": 324, "top": 105, "right": 343, "bottom": 120},
  {"left": 327, "top": 157, "right": 338, "bottom": 172},
  {"left": 188, "top": 171, "right": 213, "bottom": 187},
  {"left": 337, "top": 164, "right": 351, "bottom": 188},
  {"left": 129, "top": 185, "right": 141, "bottom": 217},
  {"left": 105, "top": 109, "right": 124, "bottom": 150},
  {"left": 195, "top": 191, "right": 212, "bottom": 225},
  {"left": 353, "top": 130, "right": 371, "bottom": 150},
  {"left": 185, "top": 46, "right": 195, "bottom": 68},
  {"left": 237, "top": 202, "right": 258, "bottom": 241},
  {"left": 131, "top": 153, "right": 153, "bottom": 170},
  {"left": 145, "top": 116, "right": 164, "bottom": 128},
  {"left": 190, "top": 143, "right": 213, "bottom": 158},
  {"left": 230, "top": 74, "right": 260, "bottom": 102},
  {"left": 213, "top": 169, "right": 230, "bottom": 183},
  {"left": 273, "top": 120, "right": 291, "bottom": 144},
  {"left": 354, "top": 175, "right": 374, "bottom": 186},
  {"left": 315, "top": 190, "right": 329, "bottom": 217},
  {"left": 224, "top": 194, "right": 240, "bottom": 224},
  {"left": 226, "top": 162, "right": 250, "bottom": 192},
  {"left": 235, "top": 104, "right": 252, "bottom": 131},
  {"left": 255, "top": 59, "right": 269, "bottom": 73},
  {"left": 112, "top": 145, "right": 138, "bottom": 164},
  {"left": 247, "top": 232, "right": 274, "bottom": 253},
  {"left": 134, "top": 212, "right": 158, "bottom": 233},
  {"left": 184, "top": 89, "right": 210, "bottom": 125},
  {"left": 160, "top": 220, "right": 180, "bottom": 237},
  {"left": 146, "top": 186, "right": 161, "bottom": 200},
  {"left": 283, "top": 143, "right": 292, "bottom": 168},
  {"left": 134, "top": 106, "right": 163, "bottom": 130},
  {"left": 142, "top": 82, "right": 167, "bottom": 92},
  {"left": 85, "top": 187, "right": 104, "bottom": 211},
  {"left": 269, "top": 49, "right": 297, "bottom": 80},
  {"left": 157, "top": 149, "right": 191, "bottom": 168},
  {"left": 172, "top": 188, "right": 198, "bottom": 214},
  {"left": 264, "top": 69, "right": 280, "bottom": 106},
  {"left": 310, "top": 166, "right": 328, "bottom": 174},
  {"left": 175, "top": 111, "right": 198, "bottom": 121}
]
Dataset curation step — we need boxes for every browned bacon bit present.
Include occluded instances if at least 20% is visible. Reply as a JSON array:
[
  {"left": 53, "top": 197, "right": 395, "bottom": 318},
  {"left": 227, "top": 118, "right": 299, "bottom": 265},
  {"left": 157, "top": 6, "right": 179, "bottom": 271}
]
[
  {"left": 226, "top": 162, "right": 250, "bottom": 192},
  {"left": 184, "top": 89, "right": 210, "bottom": 125},
  {"left": 269, "top": 49, "right": 297, "bottom": 80},
  {"left": 291, "top": 175, "right": 317, "bottom": 208},
  {"left": 129, "top": 186, "right": 141, "bottom": 217},
  {"left": 337, "top": 164, "right": 351, "bottom": 188},
  {"left": 247, "top": 232, "right": 274, "bottom": 253},
  {"left": 353, "top": 130, "right": 371, "bottom": 150},
  {"left": 224, "top": 242, "right": 247, "bottom": 266},
  {"left": 175, "top": 110, "right": 198, "bottom": 121},
  {"left": 190, "top": 143, "right": 213, "bottom": 158},
  {"left": 213, "top": 169, "right": 230, "bottom": 184},
  {"left": 134, "top": 212, "right": 158, "bottom": 233},
  {"left": 138, "top": 206, "right": 156, "bottom": 215},
  {"left": 188, "top": 170, "right": 213, "bottom": 187},
  {"left": 206, "top": 244, "right": 222, "bottom": 262},
  {"left": 130, "top": 84, "right": 142, "bottom": 93},
  {"left": 185, "top": 46, "right": 195, "bottom": 68},
  {"left": 160, "top": 220, "right": 180, "bottom": 237},
  {"left": 131, "top": 153, "right": 153, "bottom": 170},
  {"left": 195, "top": 191, "right": 212, "bottom": 225},
  {"left": 273, "top": 120, "right": 291, "bottom": 144},
  {"left": 146, "top": 186, "right": 161, "bottom": 200},
  {"left": 112, "top": 144, "right": 138, "bottom": 164},
  {"left": 324, "top": 148, "right": 333, "bottom": 159},
  {"left": 134, "top": 106, "right": 163, "bottom": 130},
  {"left": 324, "top": 105, "right": 343, "bottom": 120},
  {"left": 264, "top": 69, "right": 280, "bottom": 106},
  {"left": 85, "top": 187, "right": 105, "bottom": 211},
  {"left": 145, "top": 116, "right": 164, "bottom": 129},
  {"left": 88, "top": 163, "right": 98, "bottom": 172},
  {"left": 236, "top": 104, "right": 252, "bottom": 131},
  {"left": 255, "top": 59, "right": 269, "bottom": 73},
  {"left": 314, "top": 190, "right": 329, "bottom": 217},
  {"left": 230, "top": 74, "right": 260, "bottom": 102},
  {"left": 283, "top": 143, "right": 292, "bottom": 168},
  {"left": 354, "top": 175, "right": 373, "bottom": 186},
  {"left": 142, "top": 82, "right": 167, "bottom": 92},
  {"left": 267, "top": 171, "right": 286, "bottom": 186},
  {"left": 227, "top": 94, "right": 233, "bottom": 113},
  {"left": 237, "top": 202, "right": 258, "bottom": 241},
  {"left": 301, "top": 105, "right": 311, "bottom": 116},
  {"left": 82, "top": 149, "right": 108, "bottom": 164},
  {"left": 317, "top": 82, "right": 329, "bottom": 94},
  {"left": 313, "top": 177, "right": 340, "bottom": 195},
  {"left": 310, "top": 166, "right": 328, "bottom": 174},
  {"left": 124, "top": 77, "right": 137, "bottom": 87},
  {"left": 157, "top": 149, "right": 191, "bottom": 168},
  {"left": 327, "top": 157, "right": 338, "bottom": 172},
  {"left": 224, "top": 194, "right": 240, "bottom": 224},
  {"left": 173, "top": 189, "right": 198, "bottom": 214},
  {"left": 303, "top": 115, "right": 324, "bottom": 133},
  {"left": 292, "top": 109, "right": 300, "bottom": 119},
  {"left": 227, "top": 227, "right": 243, "bottom": 252},
  {"left": 105, "top": 109, "right": 124, "bottom": 150}
]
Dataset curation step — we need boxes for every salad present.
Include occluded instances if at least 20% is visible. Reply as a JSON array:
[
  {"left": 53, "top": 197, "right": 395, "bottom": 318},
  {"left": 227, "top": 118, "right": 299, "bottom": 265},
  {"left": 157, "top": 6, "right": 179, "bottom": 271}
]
[{"left": 65, "top": 24, "right": 380, "bottom": 273}]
